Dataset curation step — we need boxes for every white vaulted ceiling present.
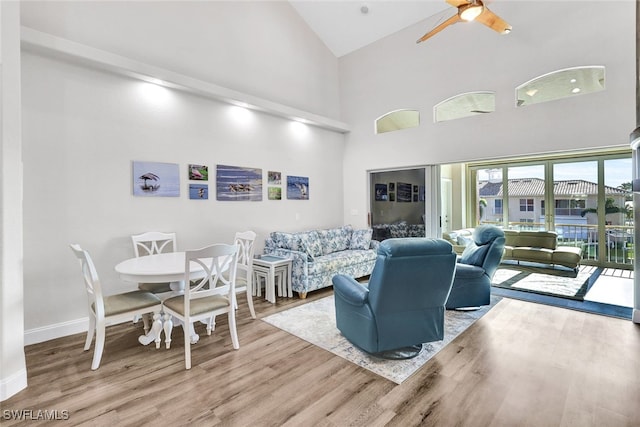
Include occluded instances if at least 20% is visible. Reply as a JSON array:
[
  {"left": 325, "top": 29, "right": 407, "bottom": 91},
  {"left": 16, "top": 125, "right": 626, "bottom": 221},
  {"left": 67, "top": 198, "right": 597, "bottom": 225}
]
[{"left": 289, "top": 0, "right": 447, "bottom": 57}]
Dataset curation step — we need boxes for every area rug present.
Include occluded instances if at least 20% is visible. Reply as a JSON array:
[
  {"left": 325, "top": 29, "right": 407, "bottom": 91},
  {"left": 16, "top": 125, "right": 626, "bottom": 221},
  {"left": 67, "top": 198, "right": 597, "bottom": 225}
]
[
  {"left": 492, "top": 264, "right": 599, "bottom": 301},
  {"left": 262, "top": 294, "right": 501, "bottom": 384}
]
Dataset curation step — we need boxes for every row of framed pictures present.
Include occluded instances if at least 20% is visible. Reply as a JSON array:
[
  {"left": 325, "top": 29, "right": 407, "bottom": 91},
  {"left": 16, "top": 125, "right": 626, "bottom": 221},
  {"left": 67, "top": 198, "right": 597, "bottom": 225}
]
[
  {"left": 132, "top": 161, "right": 309, "bottom": 201},
  {"left": 374, "top": 182, "right": 425, "bottom": 203}
]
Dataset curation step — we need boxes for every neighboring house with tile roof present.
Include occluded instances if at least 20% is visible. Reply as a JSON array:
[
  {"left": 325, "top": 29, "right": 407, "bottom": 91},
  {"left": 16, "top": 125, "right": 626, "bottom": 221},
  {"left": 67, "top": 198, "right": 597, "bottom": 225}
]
[{"left": 478, "top": 178, "right": 628, "bottom": 238}]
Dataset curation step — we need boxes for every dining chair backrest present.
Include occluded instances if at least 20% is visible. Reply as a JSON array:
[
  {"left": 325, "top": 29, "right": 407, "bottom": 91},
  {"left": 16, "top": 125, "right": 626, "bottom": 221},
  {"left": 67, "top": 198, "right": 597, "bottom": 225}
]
[
  {"left": 186, "top": 243, "right": 239, "bottom": 303},
  {"left": 131, "top": 231, "right": 177, "bottom": 257},
  {"left": 234, "top": 230, "right": 257, "bottom": 282},
  {"left": 70, "top": 243, "right": 105, "bottom": 318},
  {"left": 162, "top": 243, "right": 240, "bottom": 369}
]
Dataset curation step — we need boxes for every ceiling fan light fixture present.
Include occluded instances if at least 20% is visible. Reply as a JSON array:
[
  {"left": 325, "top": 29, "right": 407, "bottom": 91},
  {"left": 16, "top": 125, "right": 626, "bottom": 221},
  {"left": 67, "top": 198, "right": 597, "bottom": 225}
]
[{"left": 459, "top": 3, "right": 483, "bottom": 22}]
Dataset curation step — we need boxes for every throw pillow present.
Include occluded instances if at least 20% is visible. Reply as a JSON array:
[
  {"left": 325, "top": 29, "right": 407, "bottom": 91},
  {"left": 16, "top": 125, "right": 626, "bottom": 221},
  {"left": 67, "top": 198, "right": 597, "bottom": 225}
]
[
  {"left": 318, "top": 225, "right": 353, "bottom": 255},
  {"left": 349, "top": 229, "right": 373, "bottom": 250},
  {"left": 298, "top": 230, "right": 323, "bottom": 259},
  {"left": 457, "top": 235, "right": 474, "bottom": 247}
]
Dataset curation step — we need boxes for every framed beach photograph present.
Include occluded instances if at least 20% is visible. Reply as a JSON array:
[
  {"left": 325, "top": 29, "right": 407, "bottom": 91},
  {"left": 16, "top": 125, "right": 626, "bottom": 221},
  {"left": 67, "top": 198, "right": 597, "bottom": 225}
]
[
  {"left": 189, "top": 184, "right": 208, "bottom": 200},
  {"left": 216, "top": 164, "right": 263, "bottom": 201},
  {"left": 268, "top": 171, "right": 282, "bottom": 185},
  {"left": 375, "top": 183, "right": 388, "bottom": 201},
  {"left": 287, "top": 175, "right": 309, "bottom": 200},
  {"left": 188, "top": 164, "right": 208, "bottom": 181},
  {"left": 132, "top": 161, "right": 180, "bottom": 197},
  {"left": 397, "top": 182, "right": 412, "bottom": 202},
  {"left": 268, "top": 187, "right": 282, "bottom": 200}
]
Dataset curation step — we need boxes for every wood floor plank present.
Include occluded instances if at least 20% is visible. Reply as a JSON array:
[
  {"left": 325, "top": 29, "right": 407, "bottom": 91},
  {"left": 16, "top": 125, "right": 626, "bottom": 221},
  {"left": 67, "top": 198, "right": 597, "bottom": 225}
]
[{"left": 3, "top": 291, "right": 639, "bottom": 427}]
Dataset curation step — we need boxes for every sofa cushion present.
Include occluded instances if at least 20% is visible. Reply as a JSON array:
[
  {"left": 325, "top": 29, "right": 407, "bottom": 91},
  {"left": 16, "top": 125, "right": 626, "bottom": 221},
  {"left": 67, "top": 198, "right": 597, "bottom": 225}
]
[
  {"left": 318, "top": 225, "right": 353, "bottom": 255},
  {"left": 349, "top": 228, "right": 373, "bottom": 250},
  {"left": 388, "top": 222, "right": 408, "bottom": 238},
  {"left": 298, "top": 230, "right": 323, "bottom": 259},
  {"left": 406, "top": 224, "right": 426, "bottom": 237},
  {"left": 307, "top": 249, "right": 377, "bottom": 276},
  {"left": 552, "top": 246, "right": 583, "bottom": 267},
  {"left": 504, "top": 230, "right": 557, "bottom": 250},
  {"left": 270, "top": 232, "right": 301, "bottom": 251},
  {"left": 512, "top": 247, "right": 554, "bottom": 263}
]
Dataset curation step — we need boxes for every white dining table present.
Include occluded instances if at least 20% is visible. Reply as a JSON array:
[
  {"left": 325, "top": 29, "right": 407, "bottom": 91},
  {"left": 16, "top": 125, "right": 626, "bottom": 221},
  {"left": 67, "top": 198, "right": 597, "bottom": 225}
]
[
  {"left": 115, "top": 252, "right": 208, "bottom": 288},
  {"left": 115, "top": 252, "right": 214, "bottom": 347}
]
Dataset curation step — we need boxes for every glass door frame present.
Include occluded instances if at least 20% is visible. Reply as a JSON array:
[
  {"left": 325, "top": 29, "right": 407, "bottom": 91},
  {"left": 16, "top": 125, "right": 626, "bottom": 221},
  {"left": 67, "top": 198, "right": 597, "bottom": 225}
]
[{"left": 466, "top": 149, "right": 632, "bottom": 269}]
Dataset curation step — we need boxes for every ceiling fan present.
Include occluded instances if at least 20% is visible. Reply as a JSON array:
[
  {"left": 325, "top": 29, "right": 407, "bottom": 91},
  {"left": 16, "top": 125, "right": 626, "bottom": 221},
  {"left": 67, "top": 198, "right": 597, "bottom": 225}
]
[{"left": 416, "top": 0, "right": 512, "bottom": 44}]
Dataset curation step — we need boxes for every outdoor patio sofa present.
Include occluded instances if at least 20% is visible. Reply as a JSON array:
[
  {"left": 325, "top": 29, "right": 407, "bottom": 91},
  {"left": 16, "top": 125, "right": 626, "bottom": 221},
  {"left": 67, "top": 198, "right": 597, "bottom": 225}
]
[
  {"left": 444, "top": 228, "right": 583, "bottom": 271},
  {"left": 264, "top": 225, "right": 379, "bottom": 298},
  {"left": 503, "top": 230, "right": 583, "bottom": 271}
]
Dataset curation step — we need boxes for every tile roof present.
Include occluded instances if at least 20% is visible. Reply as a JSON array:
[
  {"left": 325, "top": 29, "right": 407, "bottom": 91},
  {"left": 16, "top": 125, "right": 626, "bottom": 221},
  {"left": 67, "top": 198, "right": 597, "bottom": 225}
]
[{"left": 478, "top": 178, "right": 626, "bottom": 197}]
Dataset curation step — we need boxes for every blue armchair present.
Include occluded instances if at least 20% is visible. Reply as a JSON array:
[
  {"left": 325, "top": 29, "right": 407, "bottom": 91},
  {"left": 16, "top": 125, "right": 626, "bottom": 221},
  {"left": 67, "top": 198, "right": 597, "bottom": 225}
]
[
  {"left": 445, "top": 225, "right": 505, "bottom": 310},
  {"left": 332, "top": 238, "right": 457, "bottom": 358}
]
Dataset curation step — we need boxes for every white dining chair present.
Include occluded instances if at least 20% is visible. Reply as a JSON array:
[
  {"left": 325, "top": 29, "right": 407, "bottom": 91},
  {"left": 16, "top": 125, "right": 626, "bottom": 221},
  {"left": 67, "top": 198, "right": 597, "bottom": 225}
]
[
  {"left": 232, "top": 230, "right": 257, "bottom": 318},
  {"left": 162, "top": 243, "right": 240, "bottom": 369},
  {"left": 131, "top": 231, "right": 177, "bottom": 294},
  {"left": 69, "top": 244, "right": 163, "bottom": 370},
  {"left": 205, "top": 230, "right": 257, "bottom": 335}
]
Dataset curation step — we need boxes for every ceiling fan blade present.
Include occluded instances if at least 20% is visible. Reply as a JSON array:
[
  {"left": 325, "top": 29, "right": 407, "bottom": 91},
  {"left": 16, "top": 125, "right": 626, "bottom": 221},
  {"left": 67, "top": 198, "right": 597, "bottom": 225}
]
[
  {"left": 475, "top": 5, "right": 512, "bottom": 34},
  {"left": 446, "top": 0, "right": 471, "bottom": 7},
  {"left": 416, "top": 13, "right": 460, "bottom": 44}
]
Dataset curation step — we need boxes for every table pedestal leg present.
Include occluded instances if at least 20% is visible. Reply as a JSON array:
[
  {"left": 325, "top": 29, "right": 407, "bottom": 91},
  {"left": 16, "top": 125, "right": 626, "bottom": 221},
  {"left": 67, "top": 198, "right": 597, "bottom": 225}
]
[
  {"left": 138, "top": 312, "right": 163, "bottom": 347},
  {"left": 163, "top": 313, "right": 173, "bottom": 349},
  {"left": 188, "top": 322, "right": 199, "bottom": 344}
]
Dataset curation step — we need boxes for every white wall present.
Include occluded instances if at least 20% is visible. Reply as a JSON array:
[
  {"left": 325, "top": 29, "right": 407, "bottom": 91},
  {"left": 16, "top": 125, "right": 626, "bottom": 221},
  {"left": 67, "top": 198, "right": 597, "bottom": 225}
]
[
  {"left": 1, "top": 0, "right": 27, "bottom": 402},
  {"left": 339, "top": 1, "right": 636, "bottom": 228},
  {"left": 20, "top": 0, "right": 340, "bottom": 119},
  {"left": 19, "top": 1, "right": 345, "bottom": 341},
  {"left": 21, "top": 51, "right": 344, "bottom": 338}
]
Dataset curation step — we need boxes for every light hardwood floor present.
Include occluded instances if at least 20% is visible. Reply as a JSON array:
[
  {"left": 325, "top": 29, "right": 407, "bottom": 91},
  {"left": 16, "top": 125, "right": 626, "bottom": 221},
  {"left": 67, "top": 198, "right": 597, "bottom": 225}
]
[{"left": 4, "top": 289, "right": 640, "bottom": 426}]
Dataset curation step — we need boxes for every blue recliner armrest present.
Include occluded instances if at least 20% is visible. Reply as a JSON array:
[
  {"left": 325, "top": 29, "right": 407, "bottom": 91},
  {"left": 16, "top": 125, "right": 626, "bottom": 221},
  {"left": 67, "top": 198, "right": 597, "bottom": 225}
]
[
  {"left": 453, "top": 263, "right": 486, "bottom": 279},
  {"left": 332, "top": 274, "right": 368, "bottom": 306}
]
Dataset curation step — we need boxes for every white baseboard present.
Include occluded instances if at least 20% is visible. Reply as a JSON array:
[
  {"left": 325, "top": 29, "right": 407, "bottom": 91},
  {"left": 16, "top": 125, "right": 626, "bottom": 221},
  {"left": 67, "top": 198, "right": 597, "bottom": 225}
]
[
  {"left": 633, "top": 308, "right": 640, "bottom": 324},
  {"left": 0, "top": 368, "right": 27, "bottom": 402},
  {"left": 24, "top": 317, "right": 89, "bottom": 346}
]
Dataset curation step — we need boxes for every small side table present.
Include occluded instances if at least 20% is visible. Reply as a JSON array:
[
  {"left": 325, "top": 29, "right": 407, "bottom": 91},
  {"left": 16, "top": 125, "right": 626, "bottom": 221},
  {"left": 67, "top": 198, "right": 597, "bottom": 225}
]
[{"left": 253, "top": 255, "right": 292, "bottom": 303}]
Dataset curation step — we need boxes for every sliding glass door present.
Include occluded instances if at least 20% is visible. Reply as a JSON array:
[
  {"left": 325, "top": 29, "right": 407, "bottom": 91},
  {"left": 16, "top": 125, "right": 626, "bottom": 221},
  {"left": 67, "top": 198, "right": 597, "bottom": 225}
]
[
  {"left": 603, "top": 158, "right": 633, "bottom": 266},
  {"left": 552, "top": 161, "right": 598, "bottom": 260},
  {"left": 470, "top": 151, "right": 632, "bottom": 269}
]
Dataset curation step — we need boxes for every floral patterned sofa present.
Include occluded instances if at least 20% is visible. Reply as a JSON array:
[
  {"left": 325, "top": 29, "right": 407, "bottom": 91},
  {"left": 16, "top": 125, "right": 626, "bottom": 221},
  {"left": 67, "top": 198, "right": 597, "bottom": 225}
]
[
  {"left": 371, "top": 221, "right": 426, "bottom": 242},
  {"left": 264, "top": 225, "right": 379, "bottom": 298}
]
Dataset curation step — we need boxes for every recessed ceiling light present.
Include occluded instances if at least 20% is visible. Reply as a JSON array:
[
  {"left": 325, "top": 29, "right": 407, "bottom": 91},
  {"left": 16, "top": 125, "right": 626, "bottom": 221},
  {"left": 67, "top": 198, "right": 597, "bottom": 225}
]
[
  {"left": 572, "top": 87, "right": 581, "bottom": 94},
  {"left": 570, "top": 78, "right": 577, "bottom": 83},
  {"left": 525, "top": 89, "right": 538, "bottom": 97}
]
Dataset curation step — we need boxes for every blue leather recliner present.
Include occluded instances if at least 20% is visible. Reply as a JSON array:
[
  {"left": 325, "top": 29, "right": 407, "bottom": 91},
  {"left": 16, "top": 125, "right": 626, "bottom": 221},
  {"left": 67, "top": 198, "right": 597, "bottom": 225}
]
[
  {"left": 332, "top": 238, "right": 457, "bottom": 357},
  {"left": 445, "top": 225, "right": 505, "bottom": 310}
]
